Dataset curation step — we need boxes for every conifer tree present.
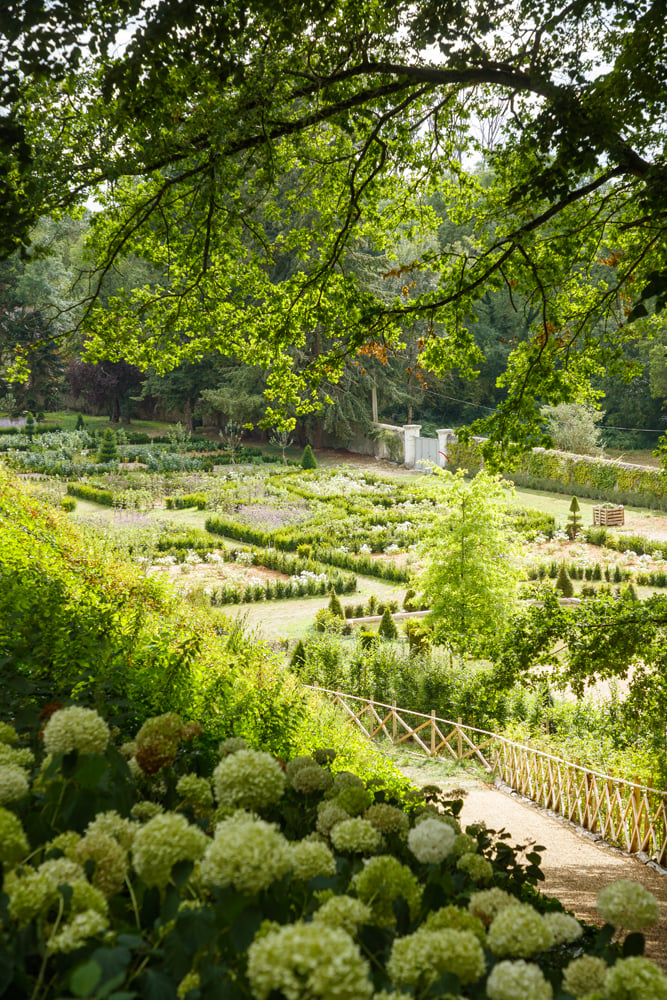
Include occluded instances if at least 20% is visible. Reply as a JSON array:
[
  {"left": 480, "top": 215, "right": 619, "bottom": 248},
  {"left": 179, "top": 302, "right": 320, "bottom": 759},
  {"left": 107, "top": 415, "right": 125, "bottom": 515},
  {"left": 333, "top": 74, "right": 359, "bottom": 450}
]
[
  {"left": 98, "top": 428, "right": 119, "bottom": 463},
  {"left": 378, "top": 607, "right": 398, "bottom": 640},
  {"left": 555, "top": 563, "right": 574, "bottom": 598},
  {"left": 301, "top": 445, "right": 317, "bottom": 470},
  {"left": 328, "top": 590, "right": 344, "bottom": 619}
]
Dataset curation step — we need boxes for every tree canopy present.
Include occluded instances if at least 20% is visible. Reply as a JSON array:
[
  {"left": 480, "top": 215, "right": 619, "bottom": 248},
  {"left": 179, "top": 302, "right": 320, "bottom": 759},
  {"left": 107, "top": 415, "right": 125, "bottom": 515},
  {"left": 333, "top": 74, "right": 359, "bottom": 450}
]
[{"left": 4, "top": 0, "right": 667, "bottom": 456}]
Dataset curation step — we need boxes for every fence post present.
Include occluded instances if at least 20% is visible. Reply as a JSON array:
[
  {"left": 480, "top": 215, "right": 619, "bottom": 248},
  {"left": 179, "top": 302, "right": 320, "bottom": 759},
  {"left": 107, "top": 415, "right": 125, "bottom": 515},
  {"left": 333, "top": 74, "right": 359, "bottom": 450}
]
[
  {"left": 392, "top": 701, "right": 397, "bottom": 743},
  {"left": 431, "top": 710, "right": 436, "bottom": 756},
  {"left": 457, "top": 717, "right": 463, "bottom": 761},
  {"left": 630, "top": 778, "right": 642, "bottom": 853}
]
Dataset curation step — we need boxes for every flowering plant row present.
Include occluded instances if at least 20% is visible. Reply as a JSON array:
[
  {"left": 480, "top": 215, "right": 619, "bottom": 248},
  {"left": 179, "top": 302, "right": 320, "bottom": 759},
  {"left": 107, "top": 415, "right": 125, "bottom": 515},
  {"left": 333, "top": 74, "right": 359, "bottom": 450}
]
[{"left": 1, "top": 704, "right": 664, "bottom": 1000}]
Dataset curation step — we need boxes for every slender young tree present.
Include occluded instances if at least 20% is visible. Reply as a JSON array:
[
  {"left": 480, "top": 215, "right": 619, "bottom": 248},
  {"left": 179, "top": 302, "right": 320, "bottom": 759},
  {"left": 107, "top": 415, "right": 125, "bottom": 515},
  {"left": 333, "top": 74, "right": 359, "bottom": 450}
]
[{"left": 416, "top": 468, "right": 521, "bottom": 655}]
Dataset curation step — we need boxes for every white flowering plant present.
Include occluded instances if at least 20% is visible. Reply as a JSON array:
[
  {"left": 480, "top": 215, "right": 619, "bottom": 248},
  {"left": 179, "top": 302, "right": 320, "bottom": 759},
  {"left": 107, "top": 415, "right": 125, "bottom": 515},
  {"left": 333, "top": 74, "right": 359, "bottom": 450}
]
[{"left": 0, "top": 706, "right": 663, "bottom": 1000}]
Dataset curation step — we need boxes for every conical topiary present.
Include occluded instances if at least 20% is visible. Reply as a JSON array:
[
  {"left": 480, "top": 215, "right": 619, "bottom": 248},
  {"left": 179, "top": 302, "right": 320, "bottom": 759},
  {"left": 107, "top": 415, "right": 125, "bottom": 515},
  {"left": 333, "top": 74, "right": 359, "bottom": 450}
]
[
  {"left": 378, "top": 606, "right": 398, "bottom": 640},
  {"left": 75, "top": 413, "right": 85, "bottom": 430},
  {"left": 567, "top": 496, "right": 582, "bottom": 539},
  {"left": 328, "top": 590, "right": 344, "bottom": 619},
  {"left": 98, "top": 428, "right": 119, "bottom": 463},
  {"left": 555, "top": 563, "right": 574, "bottom": 598},
  {"left": 301, "top": 444, "right": 317, "bottom": 469}
]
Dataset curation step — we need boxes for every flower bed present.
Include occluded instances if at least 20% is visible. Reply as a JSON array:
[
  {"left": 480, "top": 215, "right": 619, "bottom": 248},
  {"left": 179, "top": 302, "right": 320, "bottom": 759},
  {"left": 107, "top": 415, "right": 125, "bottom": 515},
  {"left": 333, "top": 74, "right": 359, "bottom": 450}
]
[{"left": 2, "top": 704, "right": 663, "bottom": 999}]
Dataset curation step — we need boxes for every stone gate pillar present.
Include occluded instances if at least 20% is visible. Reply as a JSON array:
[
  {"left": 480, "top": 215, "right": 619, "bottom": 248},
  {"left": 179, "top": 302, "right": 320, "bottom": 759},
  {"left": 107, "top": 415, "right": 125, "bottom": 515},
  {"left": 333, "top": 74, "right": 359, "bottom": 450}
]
[
  {"left": 403, "top": 425, "right": 421, "bottom": 467},
  {"left": 436, "top": 429, "right": 456, "bottom": 467}
]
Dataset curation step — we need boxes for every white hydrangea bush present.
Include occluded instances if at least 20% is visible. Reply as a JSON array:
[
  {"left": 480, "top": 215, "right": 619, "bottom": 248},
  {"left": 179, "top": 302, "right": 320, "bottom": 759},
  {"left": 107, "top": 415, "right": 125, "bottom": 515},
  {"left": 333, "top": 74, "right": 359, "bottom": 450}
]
[{"left": 1, "top": 703, "right": 665, "bottom": 999}]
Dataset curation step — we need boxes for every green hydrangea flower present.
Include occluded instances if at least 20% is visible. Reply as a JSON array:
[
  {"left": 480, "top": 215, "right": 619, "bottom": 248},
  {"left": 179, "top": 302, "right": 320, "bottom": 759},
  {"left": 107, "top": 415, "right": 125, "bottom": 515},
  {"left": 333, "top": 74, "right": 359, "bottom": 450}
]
[
  {"left": 0, "top": 807, "right": 29, "bottom": 866},
  {"left": 388, "top": 926, "right": 485, "bottom": 988},
  {"left": 597, "top": 880, "right": 660, "bottom": 932},
  {"left": 352, "top": 855, "right": 422, "bottom": 928},
  {"left": 212, "top": 749, "right": 286, "bottom": 812},
  {"left": 330, "top": 818, "right": 382, "bottom": 855},
  {"left": 201, "top": 812, "right": 292, "bottom": 894},
  {"left": 562, "top": 955, "right": 608, "bottom": 998},
  {"left": 247, "top": 921, "right": 373, "bottom": 1000},
  {"left": 487, "top": 960, "right": 553, "bottom": 1000},
  {"left": 313, "top": 895, "right": 372, "bottom": 936},
  {"left": 42, "top": 706, "right": 110, "bottom": 755},
  {"left": 487, "top": 903, "right": 555, "bottom": 958},
  {"left": 605, "top": 956, "right": 667, "bottom": 1000},
  {"left": 132, "top": 811, "right": 207, "bottom": 888}
]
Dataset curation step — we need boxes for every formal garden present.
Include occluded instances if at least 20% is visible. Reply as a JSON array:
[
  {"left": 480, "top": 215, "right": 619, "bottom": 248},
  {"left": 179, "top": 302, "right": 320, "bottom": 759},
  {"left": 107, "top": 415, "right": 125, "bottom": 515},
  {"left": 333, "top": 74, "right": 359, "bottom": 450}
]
[{"left": 4, "top": 422, "right": 667, "bottom": 998}]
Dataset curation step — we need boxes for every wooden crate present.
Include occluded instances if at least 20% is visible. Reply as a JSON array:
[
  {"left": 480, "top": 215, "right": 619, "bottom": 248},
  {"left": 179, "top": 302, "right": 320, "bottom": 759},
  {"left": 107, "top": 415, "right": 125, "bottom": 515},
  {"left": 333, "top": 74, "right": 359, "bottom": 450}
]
[{"left": 592, "top": 504, "right": 624, "bottom": 526}]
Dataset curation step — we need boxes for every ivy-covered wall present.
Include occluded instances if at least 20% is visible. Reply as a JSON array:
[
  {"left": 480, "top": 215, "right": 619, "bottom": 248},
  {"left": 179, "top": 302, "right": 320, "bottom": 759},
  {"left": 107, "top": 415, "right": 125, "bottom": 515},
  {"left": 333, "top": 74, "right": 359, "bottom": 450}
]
[{"left": 447, "top": 443, "right": 667, "bottom": 510}]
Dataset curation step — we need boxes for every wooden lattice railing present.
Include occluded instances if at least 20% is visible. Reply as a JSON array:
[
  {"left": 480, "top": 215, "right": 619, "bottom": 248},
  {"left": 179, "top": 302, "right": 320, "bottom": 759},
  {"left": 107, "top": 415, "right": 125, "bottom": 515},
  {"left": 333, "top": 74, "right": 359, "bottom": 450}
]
[{"left": 307, "top": 686, "right": 667, "bottom": 864}]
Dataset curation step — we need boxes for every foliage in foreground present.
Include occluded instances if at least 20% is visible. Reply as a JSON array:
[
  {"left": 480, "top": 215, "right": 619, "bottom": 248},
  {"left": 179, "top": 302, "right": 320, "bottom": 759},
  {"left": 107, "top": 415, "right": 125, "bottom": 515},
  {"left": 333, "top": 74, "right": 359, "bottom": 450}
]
[{"left": 1, "top": 704, "right": 663, "bottom": 1000}]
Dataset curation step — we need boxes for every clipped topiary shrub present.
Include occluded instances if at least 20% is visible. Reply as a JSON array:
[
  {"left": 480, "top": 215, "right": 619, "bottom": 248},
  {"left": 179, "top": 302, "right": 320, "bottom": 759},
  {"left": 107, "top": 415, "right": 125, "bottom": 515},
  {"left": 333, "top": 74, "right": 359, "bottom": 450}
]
[
  {"left": 378, "top": 607, "right": 398, "bottom": 640},
  {"left": 301, "top": 444, "right": 317, "bottom": 469}
]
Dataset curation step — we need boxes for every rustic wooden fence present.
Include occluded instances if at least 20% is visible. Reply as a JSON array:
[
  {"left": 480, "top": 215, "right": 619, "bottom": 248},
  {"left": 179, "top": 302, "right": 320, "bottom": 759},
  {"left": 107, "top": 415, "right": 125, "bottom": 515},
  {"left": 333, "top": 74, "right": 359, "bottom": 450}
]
[{"left": 307, "top": 686, "right": 667, "bottom": 864}]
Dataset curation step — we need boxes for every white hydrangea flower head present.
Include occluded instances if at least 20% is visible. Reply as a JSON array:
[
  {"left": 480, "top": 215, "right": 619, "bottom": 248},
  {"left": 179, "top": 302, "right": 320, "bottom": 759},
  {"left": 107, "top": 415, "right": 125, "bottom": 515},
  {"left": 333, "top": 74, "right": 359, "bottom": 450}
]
[
  {"left": 135, "top": 712, "right": 186, "bottom": 775},
  {"left": 604, "top": 956, "right": 667, "bottom": 1000},
  {"left": 132, "top": 811, "right": 207, "bottom": 888},
  {"left": 543, "top": 911, "right": 583, "bottom": 944},
  {"left": 562, "top": 955, "right": 608, "bottom": 998},
  {"left": 177, "top": 773, "right": 214, "bottom": 812},
  {"left": 218, "top": 736, "right": 247, "bottom": 757},
  {"left": 46, "top": 909, "right": 108, "bottom": 954},
  {"left": 246, "top": 921, "right": 373, "bottom": 1000},
  {"left": 86, "top": 810, "right": 137, "bottom": 850},
  {"left": 330, "top": 770, "right": 365, "bottom": 793},
  {"left": 42, "top": 706, "right": 110, "bottom": 755},
  {"left": 0, "top": 743, "right": 34, "bottom": 768},
  {"left": 316, "top": 801, "right": 350, "bottom": 837},
  {"left": 597, "top": 880, "right": 660, "bottom": 931},
  {"left": 200, "top": 812, "right": 292, "bottom": 894},
  {"left": 0, "top": 807, "right": 29, "bottom": 866},
  {"left": 487, "top": 903, "right": 555, "bottom": 957},
  {"left": 487, "top": 960, "right": 553, "bottom": 1000},
  {"left": 423, "top": 904, "right": 486, "bottom": 944},
  {"left": 285, "top": 756, "right": 317, "bottom": 781},
  {"left": 212, "top": 749, "right": 286, "bottom": 811},
  {"left": 364, "top": 803, "right": 409, "bottom": 837},
  {"left": 387, "top": 927, "right": 486, "bottom": 988},
  {"left": 330, "top": 818, "right": 383, "bottom": 854},
  {"left": 468, "top": 887, "right": 516, "bottom": 926},
  {"left": 452, "top": 832, "right": 478, "bottom": 857},
  {"left": 48, "top": 830, "right": 81, "bottom": 857},
  {"left": 0, "top": 765, "right": 29, "bottom": 804},
  {"left": 352, "top": 855, "right": 422, "bottom": 928},
  {"left": 6, "top": 857, "right": 101, "bottom": 925},
  {"left": 456, "top": 852, "right": 493, "bottom": 884},
  {"left": 290, "top": 764, "right": 334, "bottom": 794},
  {"left": 0, "top": 722, "right": 18, "bottom": 744},
  {"left": 407, "top": 817, "right": 456, "bottom": 863},
  {"left": 313, "top": 895, "right": 372, "bottom": 936},
  {"left": 290, "top": 839, "right": 336, "bottom": 881},
  {"left": 74, "top": 830, "right": 128, "bottom": 896},
  {"left": 131, "top": 800, "right": 163, "bottom": 822}
]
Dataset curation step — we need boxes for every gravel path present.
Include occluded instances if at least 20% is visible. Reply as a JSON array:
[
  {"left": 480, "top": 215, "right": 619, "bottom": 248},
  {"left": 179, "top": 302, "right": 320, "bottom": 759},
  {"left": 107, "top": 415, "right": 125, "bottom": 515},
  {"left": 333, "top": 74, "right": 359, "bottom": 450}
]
[{"left": 401, "top": 767, "right": 667, "bottom": 969}]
